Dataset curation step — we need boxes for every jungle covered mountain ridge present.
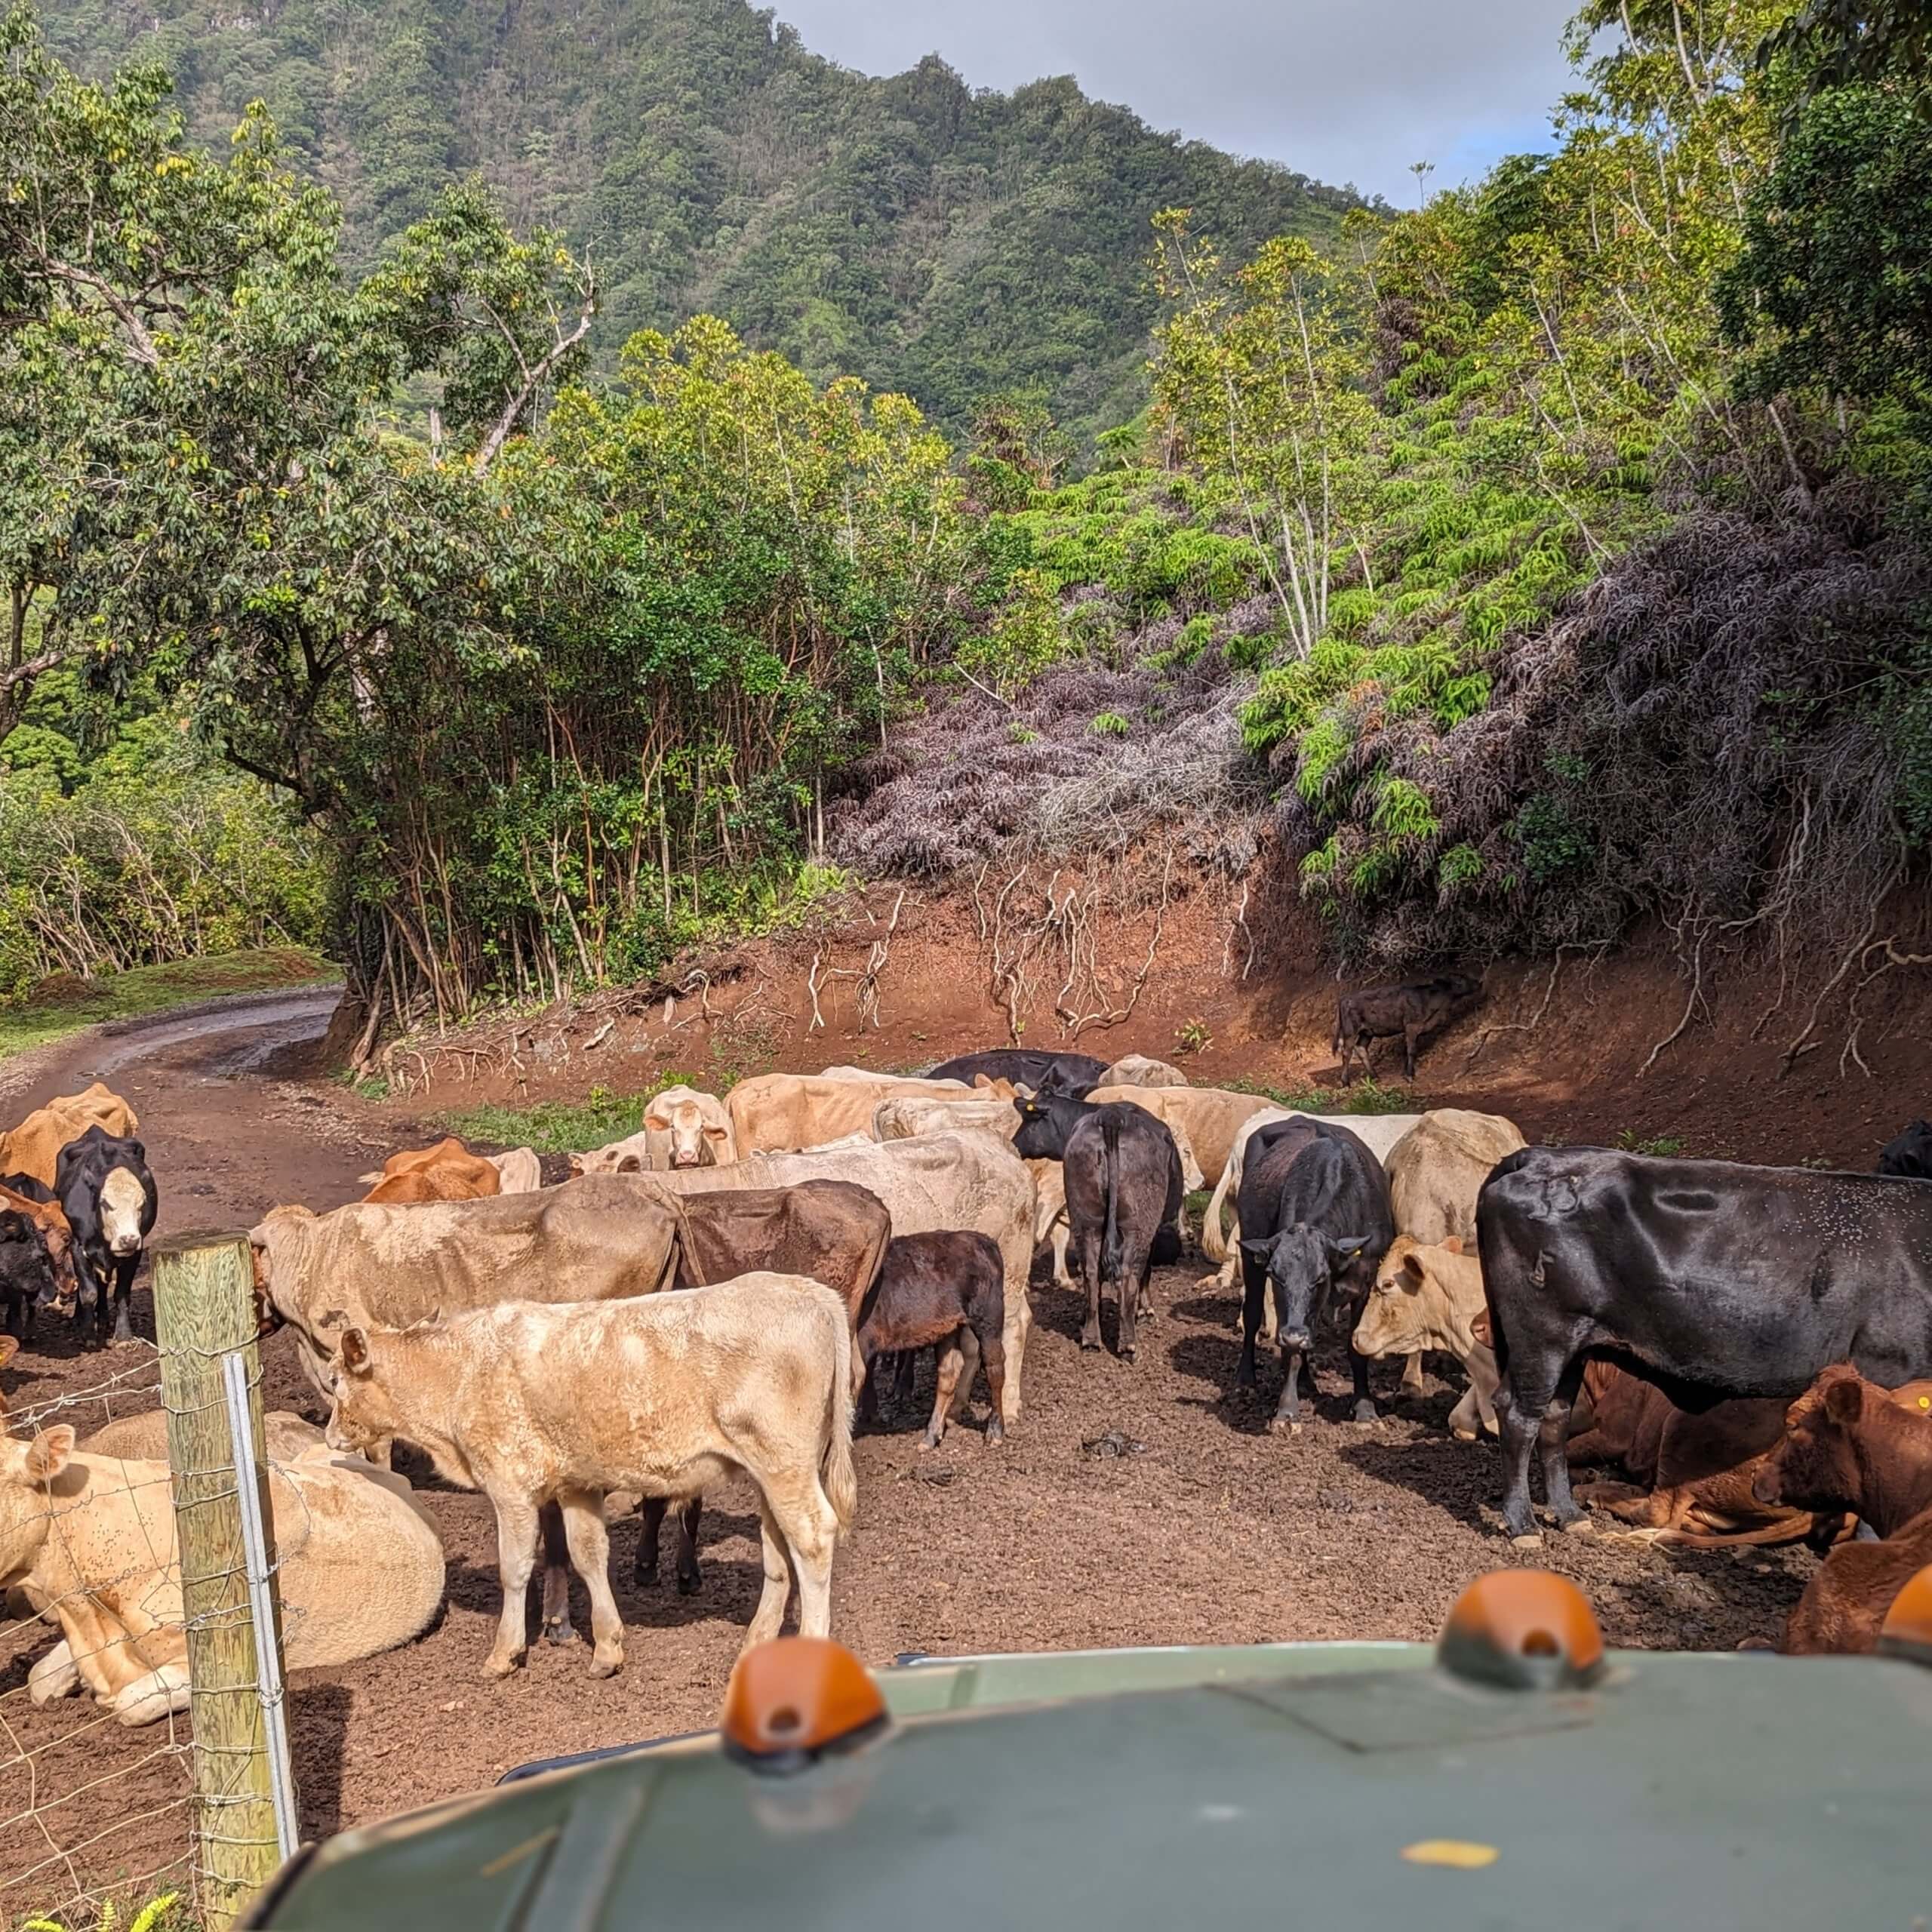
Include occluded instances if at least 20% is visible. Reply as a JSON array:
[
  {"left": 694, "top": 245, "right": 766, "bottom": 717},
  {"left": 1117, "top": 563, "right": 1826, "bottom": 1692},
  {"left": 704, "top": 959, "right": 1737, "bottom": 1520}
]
[
  {"left": 4, "top": 0, "right": 1931, "bottom": 1053},
  {"left": 38, "top": 0, "right": 1360, "bottom": 445}
]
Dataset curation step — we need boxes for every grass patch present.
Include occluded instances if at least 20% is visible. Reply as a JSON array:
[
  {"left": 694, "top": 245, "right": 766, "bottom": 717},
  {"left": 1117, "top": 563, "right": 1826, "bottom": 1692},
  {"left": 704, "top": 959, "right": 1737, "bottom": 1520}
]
[
  {"left": 0, "top": 946, "right": 337, "bottom": 1062},
  {"left": 443, "top": 1076, "right": 722, "bottom": 1154},
  {"left": 1616, "top": 1128, "right": 1687, "bottom": 1158},
  {"left": 1224, "top": 1075, "right": 1415, "bottom": 1115}
]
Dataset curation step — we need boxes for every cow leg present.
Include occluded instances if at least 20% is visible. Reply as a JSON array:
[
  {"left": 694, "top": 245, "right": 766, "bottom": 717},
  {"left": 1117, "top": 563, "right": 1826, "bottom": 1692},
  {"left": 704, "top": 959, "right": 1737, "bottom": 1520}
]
[
  {"left": 1115, "top": 1244, "right": 1146, "bottom": 1361},
  {"left": 634, "top": 1497, "right": 666, "bottom": 1586},
  {"left": 1236, "top": 1254, "right": 1266, "bottom": 1389},
  {"left": 925, "top": 1334, "right": 968, "bottom": 1450},
  {"left": 558, "top": 1494, "right": 623, "bottom": 1678},
  {"left": 1051, "top": 1221, "right": 1074, "bottom": 1290},
  {"left": 674, "top": 1497, "right": 703, "bottom": 1596},
  {"left": 1346, "top": 1337, "right": 1378, "bottom": 1424},
  {"left": 949, "top": 1325, "right": 983, "bottom": 1419},
  {"left": 1400, "top": 1352, "right": 1426, "bottom": 1396},
  {"left": 893, "top": 1350, "right": 918, "bottom": 1405},
  {"left": 977, "top": 1324, "right": 1008, "bottom": 1447},
  {"left": 487, "top": 1496, "right": 543, "bottom": 1677},
  {"left": 768, "top": 1481, "right": 839, "bottom": 1645},
  {"left": 1076, "top": 1229, "right": 1103, "bottom": 1352},
  {"left": 1538, "top": 1359, "right": 1586, "bottom": 1530},
  {"left": 538, "top": 1502, "right": 574, "bottom": 1644},
  {"left": 110, "top": 1255, "right": 137, "bottom": 1346},
  {"left": 746, "top": 1498, "right": 797, "bottom": 1647},
  {"left": 1403, "top": 1022, "right": 1423, "bottom": 1082},
  {"left": 1337, "top": 1038, "right": 1355, "bottom": 1087}
]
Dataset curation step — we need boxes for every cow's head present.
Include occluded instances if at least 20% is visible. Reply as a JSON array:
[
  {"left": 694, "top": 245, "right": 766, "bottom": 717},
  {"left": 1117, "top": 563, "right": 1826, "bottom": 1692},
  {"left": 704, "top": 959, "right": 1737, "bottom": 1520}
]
[
  {"left": 644, "top": 1097, "right": 730, "bottom": 1170},
  {"left": 1, "top": 1209, "right": 65, "bottom": 1318},
  {"left": 1239, "top": 1225, "right": 1371, "bottom": 1353},
  {"left": 324, "top": 1326, "right": 407, "bottom": 1454},
  {"left": 1753, "top": 1366, "right": 1877, "bottom": 1509},
  {"left": 0, "top": 1426, "right": 75, "bottom": 1584},
  {"left": 1355, "top": 1236, "right": 1472, "bottom": 1361},
  {"left": 99, "top": 1166, "right": 148, "bottom": 1259},
  {"left": 1010, "top": 1097, "right": 1063, "bottom": 1162}
]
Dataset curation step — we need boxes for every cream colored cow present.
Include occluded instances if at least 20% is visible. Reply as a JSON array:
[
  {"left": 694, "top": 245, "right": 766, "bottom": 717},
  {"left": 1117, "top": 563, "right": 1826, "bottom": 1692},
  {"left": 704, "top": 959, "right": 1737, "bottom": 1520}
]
[
  {"left": 1350, "top": 1235, "right": 1499, "bottom": 1439},
  {"left": 1385, "top": 1109, "right": 1526, "bottom": 1244},
  {"left": 725, "top": 1072, "right": 970, "bottom": 1155},
  {"left": 569, "top": 1084, "right": 736, "bottom": 1175},
  {"left": 2, "top": 1432, "right": 444, "bottom": 1726},
  {"left": 324, "top": 1275, "right": 856, "bottom": 1681},
  {"left": 1100, "top": 1054, "right": 1189, "bottom": 1089}
]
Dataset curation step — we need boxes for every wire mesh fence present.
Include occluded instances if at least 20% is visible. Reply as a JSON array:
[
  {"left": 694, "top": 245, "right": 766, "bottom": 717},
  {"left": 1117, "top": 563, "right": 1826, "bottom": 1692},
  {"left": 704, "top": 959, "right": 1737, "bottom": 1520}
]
[{"left": 0, "top": 1247, "right": 299, "bottom": 1932}]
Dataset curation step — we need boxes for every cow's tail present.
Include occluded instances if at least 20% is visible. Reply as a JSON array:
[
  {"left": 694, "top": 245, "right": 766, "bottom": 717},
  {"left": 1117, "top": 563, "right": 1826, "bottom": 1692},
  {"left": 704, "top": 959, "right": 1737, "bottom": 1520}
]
[
  {"left": 823, "top": 1310, "right": 860, "bottom": 1537},
  {"left": 1101, "top": 1114, "right": 1123, "bottom": 1285},
  {"left": 1201, "top": 1161, "right": 1233, "bottom": 1263}
]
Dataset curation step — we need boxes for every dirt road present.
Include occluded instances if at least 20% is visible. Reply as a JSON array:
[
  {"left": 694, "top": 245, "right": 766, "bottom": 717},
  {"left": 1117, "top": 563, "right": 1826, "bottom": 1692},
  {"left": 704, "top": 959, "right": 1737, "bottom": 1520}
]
[{"left": 0, "top": 995, "right": 1817, "bottom": 1914}]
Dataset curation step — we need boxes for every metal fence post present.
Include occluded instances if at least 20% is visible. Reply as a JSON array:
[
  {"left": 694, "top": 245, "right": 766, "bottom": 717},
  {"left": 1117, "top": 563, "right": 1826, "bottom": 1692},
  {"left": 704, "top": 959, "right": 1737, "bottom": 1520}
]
[{"left": 153, "top": 1231, "right": 291, "bottom": 1931}]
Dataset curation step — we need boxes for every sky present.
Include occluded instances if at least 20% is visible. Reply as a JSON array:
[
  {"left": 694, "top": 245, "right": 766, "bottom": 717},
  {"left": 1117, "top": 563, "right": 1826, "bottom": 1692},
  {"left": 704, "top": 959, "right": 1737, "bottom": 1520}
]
[{"left": 774, "top": 0, "right": 1579, "bottom": 205}]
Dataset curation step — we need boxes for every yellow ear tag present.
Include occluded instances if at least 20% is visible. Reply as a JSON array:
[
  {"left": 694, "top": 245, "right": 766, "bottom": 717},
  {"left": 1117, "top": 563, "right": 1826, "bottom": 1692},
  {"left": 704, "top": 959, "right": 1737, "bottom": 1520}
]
[
  {"left": 1401, "top": 1841, "right": 1499, "bottom": 1869},
  {"left": 1919, "top": 1396, "right": 1930, "bottom": 1410}
]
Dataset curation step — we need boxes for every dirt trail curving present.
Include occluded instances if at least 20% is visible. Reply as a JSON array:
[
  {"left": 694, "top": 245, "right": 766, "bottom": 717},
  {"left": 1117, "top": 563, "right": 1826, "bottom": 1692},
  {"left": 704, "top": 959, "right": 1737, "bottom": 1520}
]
[{"left": 0, "top": 992, "right": 1818, "bottom": 1912}]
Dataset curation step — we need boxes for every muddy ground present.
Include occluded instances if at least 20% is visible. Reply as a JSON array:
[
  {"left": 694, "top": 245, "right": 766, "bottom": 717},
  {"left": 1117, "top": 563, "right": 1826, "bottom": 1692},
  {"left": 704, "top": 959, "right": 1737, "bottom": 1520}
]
[{"left": 0, "top": 984, "right": 1834, "bottom": 1915}]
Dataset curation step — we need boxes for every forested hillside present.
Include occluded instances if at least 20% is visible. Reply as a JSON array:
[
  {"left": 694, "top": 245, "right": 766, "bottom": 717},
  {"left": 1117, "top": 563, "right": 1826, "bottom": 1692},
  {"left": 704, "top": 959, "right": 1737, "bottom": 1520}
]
[
  {"left": 6, "top": 0, "right": 1930, "bottom": 1056},
  {"left": 38, "top": 0, "right": 1355, "bottom": 440}
]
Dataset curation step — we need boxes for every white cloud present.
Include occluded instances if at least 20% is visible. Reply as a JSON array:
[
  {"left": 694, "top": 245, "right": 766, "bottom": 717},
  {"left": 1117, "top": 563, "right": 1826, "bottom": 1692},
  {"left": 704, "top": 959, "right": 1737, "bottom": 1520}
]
[{"left": 775, "top": 0, "right": 1576, "bottom": 202}]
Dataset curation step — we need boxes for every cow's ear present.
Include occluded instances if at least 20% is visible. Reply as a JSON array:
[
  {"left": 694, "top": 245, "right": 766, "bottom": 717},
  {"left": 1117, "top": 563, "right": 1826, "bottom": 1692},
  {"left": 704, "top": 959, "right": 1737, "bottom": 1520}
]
[
  {"left": 1440, "top": 1235, "right": 1464, "bottom": 1255},
  {"left": 339, "top": 1328, "right": 371, "bottom": 1377},
  {"left": 1823, "top": 1376, "right": 1864, "bottom": 1425},
  {"left": 567, "top": 1154, "right": 586, "bottom": 1178},
  {"left": 1014, "top": 1083, "right": 1035, "bottom": 1100},
  {"left": 25, "top": 1426, "right": 74, "bottom": 1484},
  {"left": 1326, "top": 1234, "right": 1370, "bottom": 1268},
  {"left": 643, "top": 1113, "right": 669, "bottom": 1132},
  {"left": 615, "top": 1152, "right": 645, "bottom": 1175},
  {"left": 1397, "top": 1255, "right": 1426, "bottom": 1291},
  {"left": 703, "top": 1124, "right": 730, "bottom": 1142},
  {"left": 1238, "top": 1238, "right": 1273, "bottom": 1266}
]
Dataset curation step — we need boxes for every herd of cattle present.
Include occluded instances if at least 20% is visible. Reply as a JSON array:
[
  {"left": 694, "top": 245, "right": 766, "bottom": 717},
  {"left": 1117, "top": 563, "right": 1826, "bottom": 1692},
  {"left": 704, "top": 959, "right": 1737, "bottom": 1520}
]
[{"left": 7, "top": 1017, "right": 1932, "bottom": 1733}]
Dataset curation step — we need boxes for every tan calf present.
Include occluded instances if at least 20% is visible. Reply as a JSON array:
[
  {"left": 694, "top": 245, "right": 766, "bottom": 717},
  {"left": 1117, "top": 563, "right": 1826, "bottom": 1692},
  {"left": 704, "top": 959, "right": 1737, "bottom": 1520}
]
[
  {"left": 324, "top": 1275, "right": 857, "bottom": 1681},
  {"left": 570, "top": 1084, "right": 736, "bottom": 1175},
  {"left": 1350, "top": 1235, "right": 1499, "bottom": 1438}
]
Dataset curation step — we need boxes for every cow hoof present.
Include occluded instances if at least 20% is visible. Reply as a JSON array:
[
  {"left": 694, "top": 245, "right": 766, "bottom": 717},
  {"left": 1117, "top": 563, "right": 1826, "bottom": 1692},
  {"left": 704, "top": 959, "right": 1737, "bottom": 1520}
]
[
  {"left": 635, "top": 1564, "right": 660, "bottom": 1588},
  {"left": 1079, "top": 1334, "right": 1103, "bottom": 1352},
  {"left": 1451, "top": 1427, "right": 1478, "bottom": 1442},
  {"left": 589, "top": 1651, "right": 623, "bottom": 1679},
  {"left": 920, "top": 1431, "right": 943, "bottom": 1451},
  {"left": 675, "top": 1571, "right": 701, "bottom": 1598},
  {"left": 542, "top": 1617, "right": 576, "bottom": 1646},
  {"left": 485, "top": 1652, "right": 523, "bottom": 1679},
  {"left": 1267, "top": 1417, "right": 1302, "bottom": 1436},
  {"left": 1509, "top": 1531, "right": 1544, "bottom": 1549},
  {"left": 1352, "top": 1401, "right": 1378, "bottom": 1425},
  {"left": 983, "top": 1423, "right": 1005, "bottom": 1448},
  {"left": 1559, "top": 1515, "right": 1595, "bottom": 1536}
]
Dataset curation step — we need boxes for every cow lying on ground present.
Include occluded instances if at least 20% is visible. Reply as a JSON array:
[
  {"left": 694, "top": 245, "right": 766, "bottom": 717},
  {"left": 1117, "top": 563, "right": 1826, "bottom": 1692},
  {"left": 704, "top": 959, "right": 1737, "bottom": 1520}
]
[
  {"left": 1334, "top": 974, "right": 1480, "bottom": 1084},
  {"left": 1559, "top": 1363, "right": 1932, "bottom": 1548},
  {"left": 55, "top": 1128, "right": 156, "bottom": 1346},
  {"left": 1235, "top": 1118, "right": 1393, "bottom": 1429},
  {"left": 2, "top": 1426, "right": 443, "bottom": 1724},
  {"left": 1201, "top": 1110, "right": 1423, "bottom": 1291},
  {"left": 487, "top": 1147, "right": 543, "bottom": 1192},
  {"left": 0, "top": 1084, "right": 137, "bottom": 1189},
  {"left": 926, "top": 1049, "right": 1107, "bottom": 1095},
  {"left": 84, "top": 1407, "right": 329, "bottom": 1463},
  {"left": 325, "top": 1275, "right": 857, "bottom": 1680},
  {"left": 0, "top": 1178, "right": 76, "bottom": 1337},
  {"left": 1014, "top": 1094, "right": 1183, "bottom": 1361},
  {"left": 570, "top": 1084, "right": 737, "bottom": 1174},
  {"left": 727, "top": 1072, "right": 971, "bottom": 1156},
  {"left": 1779, "top": 1505, "right": 1932, "bottom": 1654},
  {"left": 1477, "top": 1149, "right": 1932, "bottom": 1542},
  {"left": 1877, "top": 1120, "right": 1932, "bottom": 1180},
  {"left": 1351, "top": 1235, "right": 1497, "bottom": 1439},
  {"left": 1755, "top": 1365, "right": 1932, "bottom": 1537},
  {"left": 359, "top": 1137, "right": 502, "bottom": 1201},
  {"left": 858, "top": 1232, "right": 1008, "bottom": 1448}
]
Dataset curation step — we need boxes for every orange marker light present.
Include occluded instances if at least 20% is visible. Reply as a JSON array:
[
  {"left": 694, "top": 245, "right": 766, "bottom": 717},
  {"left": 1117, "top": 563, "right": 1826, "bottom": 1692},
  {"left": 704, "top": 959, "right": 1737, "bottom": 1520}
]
[
  {"left": 722, "top": 1637, "right": 888, "bottom": 1771},
  {"left": 1438, "top": 1569, "right": 1605, "bottom": 1690},
  {"left": 1878, "top": 1565, "right": 1932, "bottom": 1667}
]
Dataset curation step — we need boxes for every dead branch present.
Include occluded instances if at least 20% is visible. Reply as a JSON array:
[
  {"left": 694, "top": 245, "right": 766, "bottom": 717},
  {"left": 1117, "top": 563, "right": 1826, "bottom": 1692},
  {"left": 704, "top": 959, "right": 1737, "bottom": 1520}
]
[{"left": 1463, "top": 948, "right": 1570, "bottom": 1068}]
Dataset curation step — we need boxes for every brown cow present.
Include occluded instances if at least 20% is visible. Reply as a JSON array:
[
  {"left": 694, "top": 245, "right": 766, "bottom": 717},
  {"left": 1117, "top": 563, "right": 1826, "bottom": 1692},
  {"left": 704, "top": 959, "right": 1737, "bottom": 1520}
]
[
  {"left": 0, "top": 1182, "right": 78, "bottom": 1330},
  {"left": 0, "top": 1086, "right": 138, "bottom": 1189},
  {"left": 857, "top": 1232, "right": 1008, "bottom": 1450},
  {"left": 359, "top": 1137, "right": 501, "bottom": 1201},
  {"left": 1780, "top": 1506, "right": 1932, "bottom": 1654},
  {"left": 1333, "top": 975, "right": 1480, "bottom": 1084},
  {"left": 1753, "top": 1365, "right": 1932, "bottom": 1537}
]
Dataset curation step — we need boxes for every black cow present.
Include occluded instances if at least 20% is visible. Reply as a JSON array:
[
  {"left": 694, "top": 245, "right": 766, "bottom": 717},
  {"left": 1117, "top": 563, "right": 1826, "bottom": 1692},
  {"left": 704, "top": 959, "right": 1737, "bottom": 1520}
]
[
  {"left": 1333, "top": 973, "right": 1480, "bottom": 1084},
  {"left": 926, "top": 1048, "right": 1109, "bottom": 1097},
  {"left": 1476, "top": 1146, "right": 1932, "bottom": 1543},
  {"left": 1878, "top": 1120, "right": 1932, "bottom": 1180},
  {"left": 0, "top": 1200, "right": 58, "bottom": 1339},
  {"left": 1013, "top": 1092, "right": 1182, "bottom": 1359},
  {"left": 54, "top": 1126, "right": 157, "bottom": 1346},
  {"left": 1234, "top": 1118, "right": 1394, "bottom": 1430}
]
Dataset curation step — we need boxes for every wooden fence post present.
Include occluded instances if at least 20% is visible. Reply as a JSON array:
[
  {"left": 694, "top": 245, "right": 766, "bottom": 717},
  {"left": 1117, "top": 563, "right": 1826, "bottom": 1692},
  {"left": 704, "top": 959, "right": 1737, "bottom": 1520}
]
[{"left": 153, "top": 1231, "right": 287, "bottom": 1932}]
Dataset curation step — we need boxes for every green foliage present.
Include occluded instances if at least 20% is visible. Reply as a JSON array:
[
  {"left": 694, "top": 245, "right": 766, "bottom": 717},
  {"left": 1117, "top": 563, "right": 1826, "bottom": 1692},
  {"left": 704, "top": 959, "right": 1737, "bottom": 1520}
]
[
  {"left": 1088, "top": 710, "right": 1132, "bottom": 737},
  {"left": 37, "top": 0, "right": 1357, "bottom": 448},
  {"left": 444, "top": 1072, "right": 737, "bottom": 1152},
  {"left": 1223, "top": 1073, "right": 1414, "bottom": 1114},
  {"left": 1616, "top": 1128, "right": 1687, "bottom": 1157}
]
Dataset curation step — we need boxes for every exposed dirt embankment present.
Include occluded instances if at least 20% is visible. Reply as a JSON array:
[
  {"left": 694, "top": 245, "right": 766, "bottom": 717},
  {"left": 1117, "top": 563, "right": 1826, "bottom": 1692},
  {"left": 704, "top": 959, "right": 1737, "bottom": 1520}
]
[{"left": 372, "top": 869, "right": 1932, "bottom": 1168}]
